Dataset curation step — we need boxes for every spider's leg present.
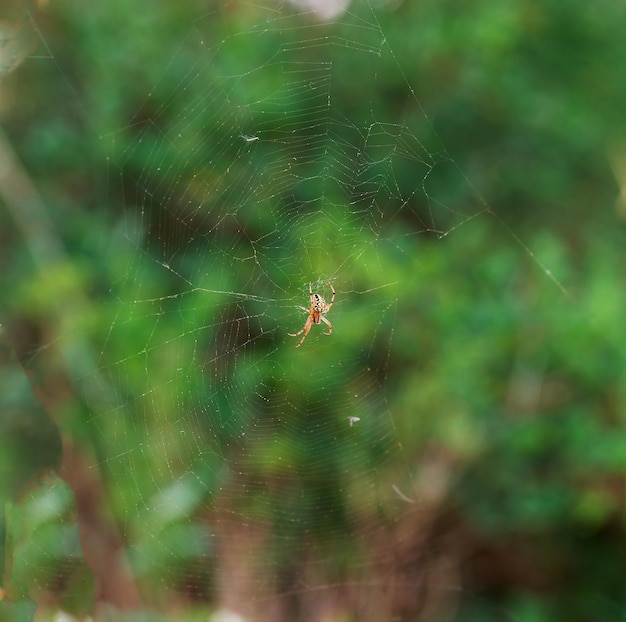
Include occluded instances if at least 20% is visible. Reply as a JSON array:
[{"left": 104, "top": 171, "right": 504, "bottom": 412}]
[
  {"left": 294, "top": 324, "right": 311, "bottom": 347},
  {"left": 290, "top": 319, "right": 312, "bottom": 348},
  {"left": 320, "top": 315, "right": 332, "bottom": 336},
  {"left": 289, "top": 316, "right": 313, "bottom": 347},
  {"left": 288, "top": 308, "right": 312, "bottom": 336},
  {"left": 325, "top": 282, "right": 335, "bottom": 311}
]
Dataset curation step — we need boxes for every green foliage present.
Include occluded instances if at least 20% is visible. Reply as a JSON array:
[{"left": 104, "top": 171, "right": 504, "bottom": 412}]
[{"left": 2, "top": 0, "right": 626, "bottom": 619}]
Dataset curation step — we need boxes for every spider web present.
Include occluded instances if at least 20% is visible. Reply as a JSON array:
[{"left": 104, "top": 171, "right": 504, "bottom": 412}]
[{"left": 4, "top": 0, "right": 572, "bottom": 620}]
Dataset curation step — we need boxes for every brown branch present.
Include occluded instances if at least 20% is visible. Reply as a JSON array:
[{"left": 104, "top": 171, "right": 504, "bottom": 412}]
[{"left": 0, "top": 125, "right": 143, "bottom": 615}]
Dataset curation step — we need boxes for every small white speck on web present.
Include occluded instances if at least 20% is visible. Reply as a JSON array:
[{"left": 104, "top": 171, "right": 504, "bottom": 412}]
[
  {"left": 54, "top": 612, "right": 93, "bottom": 622},
  {"left": 348, "top": 416, "right": 360, "bottom": 427},
  {"left": 240, "top": 134, "right": 259, "bottom": 142},
  {"left": 210, "top": 609, "right": 247, "bottom": 622},
  {"left": 392, "top": 484, "right": 415, "bottom": 504}
]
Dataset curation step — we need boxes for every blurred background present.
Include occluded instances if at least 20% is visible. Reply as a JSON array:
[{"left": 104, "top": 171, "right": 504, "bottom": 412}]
[{"left": 2, "top": 0, "right": 626, "bottom": 620}]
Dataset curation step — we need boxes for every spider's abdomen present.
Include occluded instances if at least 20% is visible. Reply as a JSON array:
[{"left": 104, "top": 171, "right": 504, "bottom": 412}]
[{"left": 313, "top": 294, "right": 325, "bottom": 312}]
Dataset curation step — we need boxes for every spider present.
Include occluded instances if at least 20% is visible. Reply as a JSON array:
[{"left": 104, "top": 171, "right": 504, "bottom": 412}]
[{"left": 288, "top": 282, "right": 335, "bottom": 348}]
